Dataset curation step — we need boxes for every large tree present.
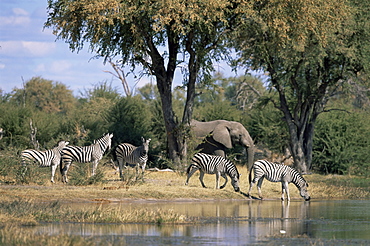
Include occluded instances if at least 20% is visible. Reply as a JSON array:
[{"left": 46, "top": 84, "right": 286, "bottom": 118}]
[
  {"left": 233, "top": 0, "right": 370, "bottom": 173},
  {"left": 45, "top": 0, "right": 243, "bottom": 165}
]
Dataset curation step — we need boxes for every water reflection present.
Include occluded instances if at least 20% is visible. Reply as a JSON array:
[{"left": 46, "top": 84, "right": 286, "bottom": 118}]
[{"left": 30, "top": 200, "right": 370, "bottom": 245}]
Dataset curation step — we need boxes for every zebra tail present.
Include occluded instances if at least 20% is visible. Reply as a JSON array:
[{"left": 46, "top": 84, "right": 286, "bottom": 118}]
[
  {"left": 186, "top": 164, "right": 195, "bottom": 174},
  {"left": 59, "top": 156, "right": 64, "bottom": 174}
]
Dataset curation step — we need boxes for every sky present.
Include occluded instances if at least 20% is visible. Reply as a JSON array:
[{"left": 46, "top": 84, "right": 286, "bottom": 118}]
[{"left": 0, "top": 0, "right": 238, "bottom": 96}]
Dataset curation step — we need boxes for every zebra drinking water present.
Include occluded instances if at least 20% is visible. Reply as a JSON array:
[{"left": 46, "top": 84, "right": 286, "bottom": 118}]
[
  {"left": 60, "top": 133, "right": 113, "bottom": 183},
  {"left": 185, "top": 153, "right": 240, "bottom": 192},
  {"left": 21, "top": 140, "right": 69, "bottom": 183},
  {"left": 247, "top": 160, "right": 310, "bottom": 201},
  {"left": 115, "top": 137, "right": 151, "bottom": 178}
]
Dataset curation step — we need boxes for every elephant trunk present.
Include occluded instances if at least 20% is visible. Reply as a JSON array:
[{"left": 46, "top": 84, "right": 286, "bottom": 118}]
[{"left": 247, "top": 146, "right": 254, "bottom": 171}]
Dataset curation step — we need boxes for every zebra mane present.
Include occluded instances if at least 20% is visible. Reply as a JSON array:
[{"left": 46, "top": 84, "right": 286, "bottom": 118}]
[
  {"left": 93, "top": 133, "right": 112, "bottom": 151},
  {"left": 289, "top": 167, "right": 308, "bottom": 189},
  {"left": 225, "top": 159, "right": 239, "bottom": 178}
]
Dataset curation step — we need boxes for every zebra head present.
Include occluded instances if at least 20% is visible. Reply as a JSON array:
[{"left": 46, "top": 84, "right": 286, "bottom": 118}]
[
  {"left": 141, "top": 137, "right": 151, "bottom": 154},
  {"left": 56, "top": 140, "right": 69, "bottom": 150},
  {"left": 231, "top": 173, "right": 240, "bottom": 192},
  {"left": 58, "top": 140, "right": 69, "bottom": 147},
  {"left": 299, "top": 182, "right": 310, "bottom": 201},
  {"left": 96, "top": 133, "right": 113, "bottom": 152}
]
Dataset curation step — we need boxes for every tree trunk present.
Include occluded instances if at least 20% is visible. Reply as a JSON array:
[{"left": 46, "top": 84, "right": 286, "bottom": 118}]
[{"left": 147, "top": 31, "right": 186, "bottom": 167}]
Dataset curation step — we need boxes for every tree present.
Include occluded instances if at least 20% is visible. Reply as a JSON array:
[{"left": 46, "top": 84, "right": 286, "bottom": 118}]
[
  {"left": 11, "top": 77, "right": 75, "bottom": 113},
  {"left": 233, "top": 0, "right": 370, "bottom": 173},
  {"left": 45, "top": 0, "right": 240, "bottom": 165}
]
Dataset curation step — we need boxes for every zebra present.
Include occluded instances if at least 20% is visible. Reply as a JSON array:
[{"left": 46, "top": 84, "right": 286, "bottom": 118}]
[
  {"left": 21, "top": 140, "right": 69, "bottom": 183},
  {"left": 185, "top": 153, "right": 240, "bottom": 192},
  {"left": 247, "top": 160, "right": 310, "bottom": 201},
  {"left": 60, "top": 133, "right": 113, "bottom": 183},
  {"left": 115, "top": 137, "right": 151, "bottom": 178}
]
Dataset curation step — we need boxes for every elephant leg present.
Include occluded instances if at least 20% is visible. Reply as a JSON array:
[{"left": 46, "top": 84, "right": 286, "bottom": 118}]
[
  {"left": 219, "top": 173, "right": 228, "bottom": 189},
  {"left": 215, "top": 172, "right": 221, "bottom": 189},
  {"left": 199, "top": 170, "right": 207, "bottom": 188}
]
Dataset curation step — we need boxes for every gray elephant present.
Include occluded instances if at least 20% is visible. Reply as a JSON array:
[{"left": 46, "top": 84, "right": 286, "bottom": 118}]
[{"left": 190, "top": 119, "right": 255, "bottom": 169}]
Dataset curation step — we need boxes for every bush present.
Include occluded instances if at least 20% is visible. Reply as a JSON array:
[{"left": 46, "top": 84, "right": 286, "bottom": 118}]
[{"left": 313, "top": 109, "right": 370, "bottom": 176}]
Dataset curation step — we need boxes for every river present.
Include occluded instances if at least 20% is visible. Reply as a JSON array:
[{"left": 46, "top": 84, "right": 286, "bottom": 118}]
[{"left": 32, "top": 199, "right": 370, "bottom": 245}]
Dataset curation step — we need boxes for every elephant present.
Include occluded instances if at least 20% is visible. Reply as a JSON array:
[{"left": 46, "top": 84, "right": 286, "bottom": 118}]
[{"left": 190, "top": 119, "right": 255, "bottom": 169}]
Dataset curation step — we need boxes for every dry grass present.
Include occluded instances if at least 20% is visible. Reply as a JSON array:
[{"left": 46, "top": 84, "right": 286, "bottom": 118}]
[{"left": 1, "top": 164, "right": 369, "bottom": 203}]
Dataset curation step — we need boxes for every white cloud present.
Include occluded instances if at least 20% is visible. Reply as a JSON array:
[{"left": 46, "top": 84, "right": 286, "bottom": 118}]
[
  {"left": 50, "top": 60, "right": 72, "bottom": 74},
  {"left": 0, "top": 41, "right": 56, "bottom": 57},
  {"left": 34, "top": 63, "right": 46, "bottom": 72},
  {"left": 0, "top": 8, "right": 31, "bottom": 26},
  {"left": 0, "top": 63, "right": 5, "bottom": 69}
]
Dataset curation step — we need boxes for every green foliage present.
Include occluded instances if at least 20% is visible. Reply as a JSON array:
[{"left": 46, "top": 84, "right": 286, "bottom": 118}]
[
  {"left": 247, "top": 101, "right": 289, "bottom": 153},
  {"left": 106, "top": 96, "right": 152, "bottom": 146},
  {"left": 0, "top": 104, "right": 33, "bottom": 148},
  {"left": 313, "top": 108, "right": 370, "bottom": 176},
  {"left": 79, "top": 80, "right": 121, "bottom": 102},
  {"left": 10, "top": 76, "right": 76, "bottom": 113}
]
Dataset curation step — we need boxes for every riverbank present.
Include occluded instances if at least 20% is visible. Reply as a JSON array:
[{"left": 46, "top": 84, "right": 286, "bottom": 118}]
[
  {"left": 1, "top": 165, "right": 369, "bottom": 203},
  {"left": 0, "top": 166, "right": 369, "bottom": 245}
]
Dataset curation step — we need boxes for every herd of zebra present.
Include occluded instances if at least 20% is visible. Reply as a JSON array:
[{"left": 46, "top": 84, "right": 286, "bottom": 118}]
[{"left": 20, "top": 134, "right": 310, "bottom": 201}]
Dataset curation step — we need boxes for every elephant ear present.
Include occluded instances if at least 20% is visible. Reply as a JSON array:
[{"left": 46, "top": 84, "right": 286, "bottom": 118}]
[{"left": 212, "top": 124, "right": 232, "bottom": 149}]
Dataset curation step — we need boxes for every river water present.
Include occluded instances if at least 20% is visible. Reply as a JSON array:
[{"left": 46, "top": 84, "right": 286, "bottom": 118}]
[{"left": 32, "top": 199, "right": 369, "bottom": 245}]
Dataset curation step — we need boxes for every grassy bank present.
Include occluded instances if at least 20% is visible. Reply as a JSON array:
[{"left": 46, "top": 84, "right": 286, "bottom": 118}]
[{"left": 1, "top": 163, "right": 369, "bottom": 202}]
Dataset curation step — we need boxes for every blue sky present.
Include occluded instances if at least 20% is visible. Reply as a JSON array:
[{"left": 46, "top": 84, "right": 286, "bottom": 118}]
[{"left": 0, "top": 0, "right": 236, "bottom": 96}]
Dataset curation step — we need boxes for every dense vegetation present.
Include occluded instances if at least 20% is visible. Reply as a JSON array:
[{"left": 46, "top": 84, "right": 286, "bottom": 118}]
[
  {"left": 0, "top": 75, "right": 369, "bottom": 181},
  {"left": 43, "top": 0, "right": 370, "bottom": 173}
]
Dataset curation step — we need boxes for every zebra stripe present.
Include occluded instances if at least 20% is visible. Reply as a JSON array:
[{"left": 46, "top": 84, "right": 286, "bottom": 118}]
[
  {"left": 21, "top": 140, "right": 69, "bottom": 183},
  {"left": 185, "top": 153, "right": 240, "bottom": 192},
  {"left": 60, "top": 133, "right": 113, "bottom": 183},
  {"left": 247, "top": 160, "right": 310, "bottom": 201},
  {"left": 115, "top": 137, "right": 151, "bottom": 178}
]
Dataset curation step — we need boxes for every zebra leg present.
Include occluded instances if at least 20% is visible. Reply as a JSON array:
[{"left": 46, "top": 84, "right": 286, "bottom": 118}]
[
  {"left": 247, "top": 178, "right": 257, "bottom": 198},
  {"left": 141, "top": 161, "right": 146, "bottom": 174},
  {"left": 257, "top": 176, "right": 265, "bottom": 199},
  {"left": 61, "top": 161, "right": 71, "bottom": 183},
  {"left": 50, "top": 163, "right": 57, "bottom": 183},
  {"left": 92, "top": 159, "right": 99, "bottom": 176},
  {"left": 199, "top": 170, "right": 207, "bottom": 188},
  {"left": 185, "top": 165, "right": 198, "bottom": 185},
  {"left": 219, "top": 173, "right": 228, "bottom": 189},
  {"left": 281, "top": 181, "right": 290, "bottom": 201},
  {"left": 117, "top": 158, "right": 124, "bottom": 179}
]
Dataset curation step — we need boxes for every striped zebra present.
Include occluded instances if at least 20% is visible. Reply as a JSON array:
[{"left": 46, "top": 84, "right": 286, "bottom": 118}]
[
  {"left": 115, "top": 137, "right": 151, "bottom": 178},
  {"left": 247, "top": 160, "right": 310, "bottom": 201},
  {"left": 60, "top": 133, "right": 113, "bottom": 183},
  {"left": 21, "top": 140, "right": 69, "bottom": 183},
  {"left": 185, "top": 153, "right": 240, "bottom": 192}
]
